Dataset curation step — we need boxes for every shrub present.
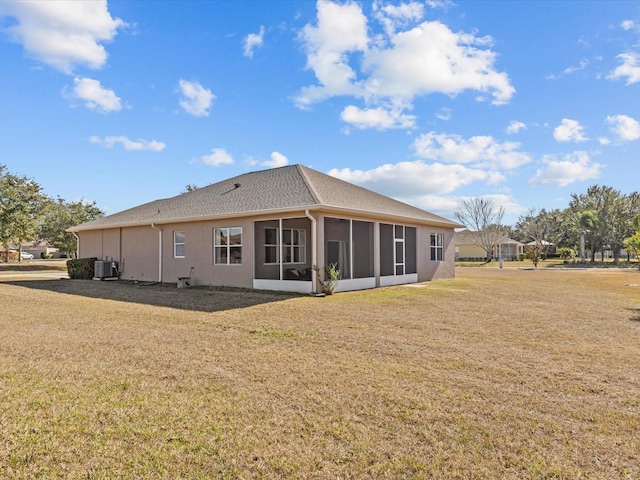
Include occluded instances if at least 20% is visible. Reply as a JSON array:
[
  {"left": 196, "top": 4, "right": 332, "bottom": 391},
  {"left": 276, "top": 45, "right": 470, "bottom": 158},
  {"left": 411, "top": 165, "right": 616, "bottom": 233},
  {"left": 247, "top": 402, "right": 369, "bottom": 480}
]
[
  {"left": 313, "top": 263, "right": 341, "bottom": 295},
  {"left": 557, "top": 247, "right": 575, "bottom": 262},
  {"left": 67, "top": 257, "right": 98, "bottom": 279},
  {"left": 41, "top": 252, "right": 54, "bottom": 259}
]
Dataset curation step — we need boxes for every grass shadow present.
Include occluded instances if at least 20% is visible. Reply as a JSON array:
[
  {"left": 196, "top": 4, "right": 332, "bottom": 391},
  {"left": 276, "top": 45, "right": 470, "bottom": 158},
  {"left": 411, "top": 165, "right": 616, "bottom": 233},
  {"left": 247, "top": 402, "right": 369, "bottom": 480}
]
[
  {"left": 630, "top": 308, "right": 640, "bottom": 323},
  {"left": 2, "top": 278, "right": 304, "bottom": 313}
]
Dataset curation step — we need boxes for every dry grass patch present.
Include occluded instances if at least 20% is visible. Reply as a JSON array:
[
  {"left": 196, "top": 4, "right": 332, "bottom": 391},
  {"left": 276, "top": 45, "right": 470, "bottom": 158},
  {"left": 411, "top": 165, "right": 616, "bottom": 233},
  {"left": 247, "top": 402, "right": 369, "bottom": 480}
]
[{"left": 1, "top": 268, "right": 639, "bottom": 479}]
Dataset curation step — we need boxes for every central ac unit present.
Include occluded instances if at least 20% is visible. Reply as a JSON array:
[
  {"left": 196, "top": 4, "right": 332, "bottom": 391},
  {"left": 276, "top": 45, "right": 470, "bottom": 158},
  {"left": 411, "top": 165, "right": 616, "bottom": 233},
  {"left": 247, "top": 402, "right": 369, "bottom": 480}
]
[{"left": 94, "top": 260, "right": 118, "bottom": 279}]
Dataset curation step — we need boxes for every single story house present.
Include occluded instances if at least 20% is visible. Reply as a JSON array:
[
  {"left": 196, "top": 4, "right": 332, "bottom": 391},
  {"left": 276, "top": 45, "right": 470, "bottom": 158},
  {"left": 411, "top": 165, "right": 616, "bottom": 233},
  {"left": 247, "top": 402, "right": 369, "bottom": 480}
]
[
  {"left": 454, "top": 229, "right": 524, "bottom": 262},
  {"left": 525, "top": 240, "right": 557, "bottom": 257},
  {"left": 69, "top": 164, "right": 462, "bottom": 293}
]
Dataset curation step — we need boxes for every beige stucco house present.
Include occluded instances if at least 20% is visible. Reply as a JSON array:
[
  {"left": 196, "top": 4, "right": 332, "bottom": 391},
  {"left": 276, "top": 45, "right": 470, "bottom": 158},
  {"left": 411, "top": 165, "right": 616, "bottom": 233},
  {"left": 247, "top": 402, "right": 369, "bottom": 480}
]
[
  {"left": 454, "top": 229, "right": 524, "bottom": 262},
  {"left": 69, "top": 165, "right": 462, "bottom": 293}
]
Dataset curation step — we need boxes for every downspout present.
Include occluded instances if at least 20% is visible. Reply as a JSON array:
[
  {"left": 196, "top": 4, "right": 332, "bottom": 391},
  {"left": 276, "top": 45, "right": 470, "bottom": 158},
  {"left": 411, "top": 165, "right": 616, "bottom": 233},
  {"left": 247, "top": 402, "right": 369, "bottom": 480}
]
[
  {"left": 72, "top": 232, "right": 80, "bottom": 259},
  {"left": 305, "top": 209, "right": 317, "bottom": 293},
  {"left": 151, "top": 223, "right": 163, "bottom": 283}
]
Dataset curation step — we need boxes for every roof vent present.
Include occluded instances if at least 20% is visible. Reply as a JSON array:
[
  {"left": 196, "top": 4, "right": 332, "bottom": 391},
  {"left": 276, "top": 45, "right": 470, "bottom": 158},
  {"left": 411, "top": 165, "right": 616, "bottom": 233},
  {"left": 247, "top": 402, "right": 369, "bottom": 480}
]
[{"left": 234, "top": 183, "right": 241, "bottom": 188}]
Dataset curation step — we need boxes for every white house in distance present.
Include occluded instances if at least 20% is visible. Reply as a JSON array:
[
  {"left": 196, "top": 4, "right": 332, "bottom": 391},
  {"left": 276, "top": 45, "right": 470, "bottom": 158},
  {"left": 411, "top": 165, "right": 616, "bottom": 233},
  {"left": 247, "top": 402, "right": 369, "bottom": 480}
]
[{"left": 69, "top": 165, "right": 462, "bottom": 293}]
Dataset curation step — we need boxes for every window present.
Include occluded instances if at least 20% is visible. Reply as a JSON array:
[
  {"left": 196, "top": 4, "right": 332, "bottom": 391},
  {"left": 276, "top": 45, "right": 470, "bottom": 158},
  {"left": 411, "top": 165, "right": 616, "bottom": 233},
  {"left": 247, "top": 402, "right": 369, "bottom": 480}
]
[
  {"left": 174, "top": 231, "right": 185, "bottom": 258},
  {"left": 214, "top": 227, "right": 242, "bottom": 265},
  {"left": 264, "top": 228, "right": 278, "bottom": 264},
  {"left": 430, "top": 233, "right": 443, "bottom": 261},
  {"left": 264, "top": 227, "right": 306, "bottom": 264}
]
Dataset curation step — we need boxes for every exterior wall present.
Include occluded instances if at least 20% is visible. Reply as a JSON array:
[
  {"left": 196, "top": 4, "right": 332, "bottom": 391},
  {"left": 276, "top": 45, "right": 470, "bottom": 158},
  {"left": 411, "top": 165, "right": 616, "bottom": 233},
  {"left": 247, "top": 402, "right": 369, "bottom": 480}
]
[
  {"left": 417, "top": 226, "right": 455, "bottom": 281},
  {"left": 456, "top": 243, "right": 487, "bottom": 260},
  {"left": 121, "top": 226, "right": 158, "bottom": 281},
  {"left": 161, "top": 218, "right": 254, "bottom": 289},
  {"left": 77, "top": 209, "right": 457, "bottom": 290},
  {"left": 79, "top": 219, "right": 254, "bottom": 287},
  {"left": 78, "top": 229, "right": 121, "bottom": 261}
]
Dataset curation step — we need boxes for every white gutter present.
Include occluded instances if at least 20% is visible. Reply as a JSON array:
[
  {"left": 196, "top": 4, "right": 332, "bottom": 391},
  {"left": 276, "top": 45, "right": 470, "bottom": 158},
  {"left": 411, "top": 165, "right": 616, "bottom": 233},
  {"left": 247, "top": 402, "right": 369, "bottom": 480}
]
[
  {"left": 151, "top": 223, "right": 163, "bottom": 283},
  {"left": 305, "top": 209, "right": 317, "bottom": 293}
]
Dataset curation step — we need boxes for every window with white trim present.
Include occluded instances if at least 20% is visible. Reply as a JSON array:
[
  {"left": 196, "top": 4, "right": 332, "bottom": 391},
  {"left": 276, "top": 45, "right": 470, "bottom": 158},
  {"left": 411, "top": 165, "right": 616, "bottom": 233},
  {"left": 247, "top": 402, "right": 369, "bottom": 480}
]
[
  {"left": 214, "top": 227, "right": 242, "bottom": 265},
  {"left": 264, "top": 227, "right": 306, "bottom": 264},
  {"left": 174, "top": 231, "right": 185, "bottom": 258},
  {"left": 430, "top": 233, "right": 443, "bottom": 261}
]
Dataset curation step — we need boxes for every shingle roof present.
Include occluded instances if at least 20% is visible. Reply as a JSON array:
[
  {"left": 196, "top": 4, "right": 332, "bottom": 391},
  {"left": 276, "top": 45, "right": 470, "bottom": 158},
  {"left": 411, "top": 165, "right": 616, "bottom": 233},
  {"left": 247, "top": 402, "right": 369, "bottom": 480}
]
[{"left": 70, "top": 165, "right": 461, "bottom": 231}]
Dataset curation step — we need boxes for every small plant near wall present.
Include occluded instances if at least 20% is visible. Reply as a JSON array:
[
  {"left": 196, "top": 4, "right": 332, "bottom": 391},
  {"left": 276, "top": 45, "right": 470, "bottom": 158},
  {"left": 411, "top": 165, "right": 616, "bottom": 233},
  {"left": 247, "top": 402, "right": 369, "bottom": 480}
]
[{"left": 313, "top": 263, "right": 340, "bottom": 295}]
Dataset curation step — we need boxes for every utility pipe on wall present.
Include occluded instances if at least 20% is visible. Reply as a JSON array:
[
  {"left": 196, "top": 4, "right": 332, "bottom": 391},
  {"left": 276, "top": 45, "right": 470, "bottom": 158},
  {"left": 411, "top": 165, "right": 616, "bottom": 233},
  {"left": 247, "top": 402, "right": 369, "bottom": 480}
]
[
  {"left": 72, "top": 232, "right": 80, "bottom": 258},
  {"left": 305, "top": 209, "right": 317, "bottom": 293},
  {"left": 151, "top": 223, "right": 163, "bottom": 283}
]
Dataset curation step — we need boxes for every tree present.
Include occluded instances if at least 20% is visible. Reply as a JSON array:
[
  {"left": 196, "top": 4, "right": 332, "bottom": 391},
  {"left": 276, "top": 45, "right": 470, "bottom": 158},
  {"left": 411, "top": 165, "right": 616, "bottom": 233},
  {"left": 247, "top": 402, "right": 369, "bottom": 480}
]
[
  {"left": 623, "top": 214, "right": 640, "bottom": 269},
  {"left": 568, "top": 186, "right": 640, "bottom": 263},
  {"left": 516, "top": 208, "right": 554, "bottom": 260},
  {"left": 608, "top": 192, "right": 640, "bottom": 264},
  {"left": 0, "top": 165, "right": 48, "bottom": 261},
  {"left": 182, "top": 184, "right": 199, "bottom": 193},
  {"left": 38, "top": 197, "right": 104, "bottom": 258},
  {"left": 623, "top": 234, "right": 640, "bottom": 269},
  {"left": 454, "top": 198, "right": 505, "bottom": 262},
  {"left": 524, "top": 244, "right": 542, "bottom": 269},
  {"left": 578, "top": 210, "right": 598, "bottom": 263}
]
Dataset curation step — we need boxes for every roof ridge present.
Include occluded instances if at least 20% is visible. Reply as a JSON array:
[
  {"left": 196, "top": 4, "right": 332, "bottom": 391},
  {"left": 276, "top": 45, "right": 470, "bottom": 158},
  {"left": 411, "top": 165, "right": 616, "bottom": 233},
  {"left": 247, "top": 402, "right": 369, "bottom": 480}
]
[{"left": 295, "top": 164, "right": 322, "bottom": 205}]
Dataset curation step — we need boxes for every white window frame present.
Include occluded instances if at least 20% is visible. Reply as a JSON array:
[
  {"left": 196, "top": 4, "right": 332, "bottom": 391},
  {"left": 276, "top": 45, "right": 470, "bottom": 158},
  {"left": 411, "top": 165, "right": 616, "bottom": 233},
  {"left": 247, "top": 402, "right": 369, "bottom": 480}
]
[
  {"left": 394, "top": 225, "right": 405, "bottom": 276},
  {"left": 430, "top": 233, "right": 444, "bottom": 262},
  {"left": 214, "top": 227, "right": 242, "bottom": 265},
  {"left": 173, "top": 231, "right": 185, "bottom": 258},
  {"left": 264, "top": 227, "right": 306, "bottom": 265}
]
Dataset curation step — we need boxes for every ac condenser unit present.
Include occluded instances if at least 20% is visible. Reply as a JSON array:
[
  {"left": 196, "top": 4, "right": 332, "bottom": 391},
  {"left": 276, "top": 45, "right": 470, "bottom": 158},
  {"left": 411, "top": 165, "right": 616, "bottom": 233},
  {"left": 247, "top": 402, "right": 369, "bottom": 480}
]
[{"left": 94, "top": 260, "right": 118, "bottom": 279}]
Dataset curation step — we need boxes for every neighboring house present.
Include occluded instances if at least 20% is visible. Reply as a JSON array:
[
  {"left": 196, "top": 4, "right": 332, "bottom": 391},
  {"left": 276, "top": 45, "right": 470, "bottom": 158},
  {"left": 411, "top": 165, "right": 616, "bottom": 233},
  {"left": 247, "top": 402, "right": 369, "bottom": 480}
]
[
  {"left": 454, "top": 229, "right": 524, "bottom": 261},
  {"left": 21, "top": 241, "right": 62, "bottom": 258},
  {"left": 69, "top": 164, "right": 462, "bottom": 293},
  {"left": 525, "top": 240, "right": 557, "bottom": 257}
]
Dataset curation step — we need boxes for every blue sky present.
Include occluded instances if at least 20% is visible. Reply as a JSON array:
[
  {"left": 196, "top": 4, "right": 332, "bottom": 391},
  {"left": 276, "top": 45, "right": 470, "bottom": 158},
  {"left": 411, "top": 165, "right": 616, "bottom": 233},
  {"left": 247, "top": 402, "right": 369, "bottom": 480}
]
[{"left": 1, "top": 1, "right": 639, "bottom": 225}]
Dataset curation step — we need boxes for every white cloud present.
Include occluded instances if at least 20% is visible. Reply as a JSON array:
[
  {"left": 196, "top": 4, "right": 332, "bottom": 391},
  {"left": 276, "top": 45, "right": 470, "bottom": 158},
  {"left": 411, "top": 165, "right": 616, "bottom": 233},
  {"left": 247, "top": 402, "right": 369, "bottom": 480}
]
[
  {"left": 261, "top": 152, "right": 289, "bottom": 168},
  {"left": 529, "top": 151, "right": 602, "bottom": 187},
  {"left": 178, "top": 79, "right": 215, "bottom": 117},
  {"left": 295, "top": 0, "right": 369, "bottom": 109},
  {"left": 373, "top": 0, "right": 424, "bottom": 36},
  {"left": 436, "top": 107, "right": 452, "bottom": 121},
  {"left": 0, "top": 0, "right": 124, "bottom": 74},
  {"left": 548, "top": 59, "right": 589, "bottom": 79},
  {"left": 362, "top": 20, "right": 514, "bottom": 103},
  {"left": 606, "top": 114, "right": 640, "bottom": 141},
  {"left": 90, "top": 135, "right": 165, "bottom": 152},
  {"left": 413, "top": 132, "right": 531, "bottom": 170},
  {"left": 607, "top": 52, "right": 640, "bottom": 85},
  {"left": 294, "top": 0, "right": 514, "bottom": 128},
  {"left": 506, "top": 120, "right": 526, "bottom": 135},
  {"left": 553, "top": 118, "right": 587, "bottom": 142},
  {"left": 328, "top": 160, "right": 499, "bottom": 197},
  {"left": 200, "top": 148, "right": 234, "bottom": 166},
  {"left": 621, "top": 20, "right": 637, "bottom": 32},
  {"left": 243, "top": 26, "right": 265, "bottom": 58},
  {"left": 64, "top": 77, "right": 121, "bottom": 113},
  {"left": 340, "top": 105, "right": 416, "bottom": 129}
]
